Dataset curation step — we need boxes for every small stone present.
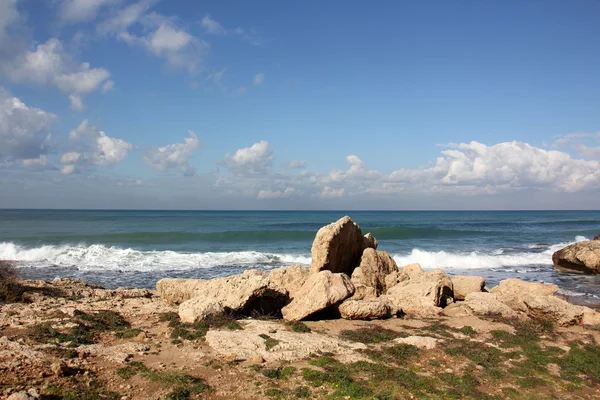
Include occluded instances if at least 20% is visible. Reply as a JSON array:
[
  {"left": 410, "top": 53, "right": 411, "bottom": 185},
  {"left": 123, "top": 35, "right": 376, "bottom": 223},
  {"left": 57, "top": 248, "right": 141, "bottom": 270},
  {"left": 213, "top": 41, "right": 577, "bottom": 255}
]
[
  {"left": 247, "top": 354, "right": 264, "bottom": 365},
  {"left": 134, "top": 332, "right": 147, "bottom": 343},
  {"left": 268, "top": 329, "right": 277, "bottom": 334},
  {"left": 50, "top": 361, "right": 68, "bottom": 377}
]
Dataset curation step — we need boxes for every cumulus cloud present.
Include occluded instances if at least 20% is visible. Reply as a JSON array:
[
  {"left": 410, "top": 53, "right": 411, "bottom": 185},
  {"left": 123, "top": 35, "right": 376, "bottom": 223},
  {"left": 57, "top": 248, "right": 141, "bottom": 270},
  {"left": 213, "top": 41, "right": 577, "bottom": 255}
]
[
  {"left": 214, "top": 139, "right": 600, "bottom": 203},
  {"left": 224, "top": 140, "right": 273, "bottom": 175},
  {"left": 285, "top": 160, "right": 306, "bottom": 169},
  {"left": 257, "top": 187, "right": 297, "bottom": 199},
  {"left": 253, "top": 72, "right": 264, "bottom": 86},
  {"left": 143, "top": 130, "right": 201, "bottom": 176},
  {"left": 101, "top": 3, "right": 207, "bottom": 74},
  {"left": 554, "top": 132, "right": 600, "bottom": 160},
  {"left": 0, "top": 2, "right": 112, "bottom": 109},
  {"left": 0, "top": 88, "right": 56, "bottom": 166},
  {"left": 60, "top": 120, "right": 135, "bottom": 173},
  {"left": 389, "top": 141, "right": 600, "bottom": 193},
  {"left": 59, "top": 0, "right": 121, "bottom": 23}
]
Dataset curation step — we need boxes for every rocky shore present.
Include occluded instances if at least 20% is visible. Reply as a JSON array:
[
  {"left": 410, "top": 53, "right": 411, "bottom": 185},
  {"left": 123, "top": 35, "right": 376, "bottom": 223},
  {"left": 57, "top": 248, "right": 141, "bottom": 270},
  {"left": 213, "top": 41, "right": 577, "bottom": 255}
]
[{"left": 2, "top": 217, "right": 600, "bottom": 399}]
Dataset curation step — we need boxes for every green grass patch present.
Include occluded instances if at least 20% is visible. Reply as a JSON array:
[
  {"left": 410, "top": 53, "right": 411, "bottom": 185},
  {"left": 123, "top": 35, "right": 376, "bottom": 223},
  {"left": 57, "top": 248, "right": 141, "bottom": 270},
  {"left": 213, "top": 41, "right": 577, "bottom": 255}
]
[
  {"left": 558, "top": 341, "right": 600, "bottom": 383},
  {"left": 259, "top": 366, "right": 296, "bottom": 380},
  {"left": 115, "top": 361, "right": 211, "bottom": 396},
  {"left": 286, "top": 321, "right": 311, "bottom": 333},
  {"left": 43, "top": 379, "right": 119, "bottom": 400},
  {"left": 161, "top": 312, "right": 243, "bottom": 341},
  {"left": 339, "top": 326, "right": 406, "bottom": 344},
  {"left": 294, "top": 386, "right": 311, "bottom": 398},
  {"left": 259, "top": 334, "right": 280, "bottom": 350},
  {"left": 115, "top": 328, "right": 143, "bottom": 339}
]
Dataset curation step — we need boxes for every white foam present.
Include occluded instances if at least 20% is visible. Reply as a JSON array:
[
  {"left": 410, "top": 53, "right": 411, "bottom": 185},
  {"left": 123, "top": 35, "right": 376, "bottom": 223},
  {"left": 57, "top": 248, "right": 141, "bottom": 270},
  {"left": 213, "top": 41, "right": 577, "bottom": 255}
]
[
  {"left": 0, "top": 242, "right": 311, "bottom": 272},
  {"left": 393, "top": 236, "right": 589, "bottom": 270},
  {"left": 0, "top": 235, "right": 588, "bottom": 273}
]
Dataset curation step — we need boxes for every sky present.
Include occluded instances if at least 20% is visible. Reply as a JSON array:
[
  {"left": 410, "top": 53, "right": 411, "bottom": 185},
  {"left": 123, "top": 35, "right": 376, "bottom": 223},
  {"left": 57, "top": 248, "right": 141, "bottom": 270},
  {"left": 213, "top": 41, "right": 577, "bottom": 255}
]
[{"left": 1, "top": 0, "right": 600, "bottom": 210}]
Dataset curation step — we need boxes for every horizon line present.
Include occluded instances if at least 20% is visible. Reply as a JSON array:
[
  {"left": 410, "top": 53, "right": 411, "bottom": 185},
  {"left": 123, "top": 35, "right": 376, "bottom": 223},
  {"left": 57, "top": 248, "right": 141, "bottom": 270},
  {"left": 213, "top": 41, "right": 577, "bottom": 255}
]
[{"left": 1, "top": 208, "right": 599, "bottom": 212}]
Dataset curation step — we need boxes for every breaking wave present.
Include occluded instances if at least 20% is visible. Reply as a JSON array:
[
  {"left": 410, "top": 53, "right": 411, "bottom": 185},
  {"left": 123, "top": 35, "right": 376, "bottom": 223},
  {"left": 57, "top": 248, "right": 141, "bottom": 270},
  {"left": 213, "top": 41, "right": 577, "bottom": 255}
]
[{"left": 0, "top": 236, "right": 588, "bottom": 273}]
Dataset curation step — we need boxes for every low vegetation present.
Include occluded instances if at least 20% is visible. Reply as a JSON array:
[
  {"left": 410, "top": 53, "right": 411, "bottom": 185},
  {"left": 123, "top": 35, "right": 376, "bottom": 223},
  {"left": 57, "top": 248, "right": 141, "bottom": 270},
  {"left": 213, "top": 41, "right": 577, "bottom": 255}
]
[
  {"left": 339, "top": 325, "right": 408, "bottom": 343},
  {"left": 247, "top": 321, "right": 600, "bottom": 399},
  {"left": 117, "top": 361, "right": 211, "bottom": 399},
  {"left": 27, "top": 309, "right": 134, "bottom": 346},
  {"left": 0, "top": 260, "right": 25, "bottom": 303},
  {"left": 159, "top": 312, "right": 243, "bottom": 342}
]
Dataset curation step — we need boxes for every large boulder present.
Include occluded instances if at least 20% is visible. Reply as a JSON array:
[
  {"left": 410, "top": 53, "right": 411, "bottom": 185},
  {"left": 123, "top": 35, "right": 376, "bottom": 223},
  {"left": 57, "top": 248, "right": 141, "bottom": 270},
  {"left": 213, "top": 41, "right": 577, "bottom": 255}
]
[
  {"left": 178, "top": 296, "right": 224, "bottom": 323},
  {"left": 452, "top": 276, "right": 485, "bottom": 301},
  {"left": 490, "top": 278, "right": 558, "bottom": 312},
  {"left": 384, "top": 269, "right": 453, "bottom": 318},
  {"left": 552, "top": 240, "right": 600, "bottom": 274},
  {"left": 521, "top": 295, "right": 584, "bottom": 327},
  {"left": 338, "top": 299, "right": 391, "bottom": 320},
  {"left": 347, "top": 284, "right": 377, "bottom": 301},
  {"left": 157, "top": 270, "right": 286, "bottom": 315},
  {"left": 268, "top": 265, "right": 310, "bottom": 299},
  {"left": 444, "top": 292, "right": 519, "bottom": 318},
  {"left": 309, "top": 216, "right": 365, "bottom": 276},
  {"left": 351, "top": 249, "right": 398, "bottom": 295},
  {"left": 282, "top": 271, "right": 355, "bottom": 321}
]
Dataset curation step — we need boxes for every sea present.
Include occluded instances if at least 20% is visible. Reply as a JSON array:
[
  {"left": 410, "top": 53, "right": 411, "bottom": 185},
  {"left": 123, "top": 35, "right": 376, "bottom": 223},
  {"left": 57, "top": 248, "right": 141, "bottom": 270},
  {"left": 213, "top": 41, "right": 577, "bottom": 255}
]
[{"left": 1, "top": 210, "right": 600, "bottom": 306}]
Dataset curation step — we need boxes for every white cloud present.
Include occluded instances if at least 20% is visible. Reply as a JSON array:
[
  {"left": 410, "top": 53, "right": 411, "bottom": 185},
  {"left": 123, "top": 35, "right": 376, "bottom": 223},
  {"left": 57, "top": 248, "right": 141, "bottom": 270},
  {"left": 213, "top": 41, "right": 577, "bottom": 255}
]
[
  {"left": 143, "top": 130, "right": 201, "bottom": 175},
  {"left": 285, "top": 160, "right": 306, "bottom": 169},
  {"left": 257, "top": 187, "right": 297, "bottom": 199},
  {"left": 0, "top": 37, "right": 111, "bottom": 110},
  {"left": 60, "top": 120, "right": 135, "bottom": 169},
  {"left": 102, "top": 79, "right": 114, "bottom": 93},
  {"left": 224, "top": 140, "right": 273, "bottom": 175},
  {"left": 60, "top": 164, "right": 76, "bottom": 175},
  {"left": 0, "top": 0, "right": 20, "bottom": 46},
  {"left": 97, "top": 0, "right": 153, "bottom": 34},
  {"left": 554, "top": 132, "right": 600, "bottom": 160},
  {"left": 0, "top": 87, "right": 56, "bottom": 165},
  {"left": 59, "top": 0, "right": 121, "bottom": 23},
  {"left": 22, "top": 155, "right": 48, "bottom": 169},
  {"left": 201, "top": 15, "right": 226, "bottom": 35},
  {"left": 253, "top": 72, "right": 265, "bottom": 86},
  {"left": 102, "top": 4, "right": 207, "bottom": 74},
  {"left": 389, "top": 141, "right": 600, "bottom": 193},
  {"left": 60, "top": 152, "right": 82, "bottom": 164},
  {"left": 321, "top": 186, "right": 344, "bottom": 198},
  {"left": 199, "top": 14, "right": 261, "bottom": 45}
]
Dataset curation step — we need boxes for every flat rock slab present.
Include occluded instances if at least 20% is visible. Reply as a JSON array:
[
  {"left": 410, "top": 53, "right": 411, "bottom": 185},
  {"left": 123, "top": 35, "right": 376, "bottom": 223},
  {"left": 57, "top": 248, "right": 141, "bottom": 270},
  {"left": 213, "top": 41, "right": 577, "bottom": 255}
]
[
  {"left": 205, "top": 320, "right": 367, "bottom": 363},
  {"left": 394, "top": 335, "right": 440, "bottom": 350}
]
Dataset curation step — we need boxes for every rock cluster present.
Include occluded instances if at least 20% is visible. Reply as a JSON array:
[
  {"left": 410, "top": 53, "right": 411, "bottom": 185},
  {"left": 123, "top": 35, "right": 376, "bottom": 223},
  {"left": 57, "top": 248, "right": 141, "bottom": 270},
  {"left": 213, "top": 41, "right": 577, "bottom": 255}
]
[
  {"left": 156, "top": 216, "right": 600, "bottom": 326},
  {"left": 552, "top": 238, "right": 600, "bottom": 274}
]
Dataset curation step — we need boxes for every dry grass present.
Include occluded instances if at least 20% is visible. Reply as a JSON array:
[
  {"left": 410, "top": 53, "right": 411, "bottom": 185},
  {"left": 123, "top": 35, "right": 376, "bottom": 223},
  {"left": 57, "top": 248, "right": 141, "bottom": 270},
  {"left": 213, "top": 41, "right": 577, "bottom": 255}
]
[{"left": 0, "top": 260, "right": 25, "bottom": 303}]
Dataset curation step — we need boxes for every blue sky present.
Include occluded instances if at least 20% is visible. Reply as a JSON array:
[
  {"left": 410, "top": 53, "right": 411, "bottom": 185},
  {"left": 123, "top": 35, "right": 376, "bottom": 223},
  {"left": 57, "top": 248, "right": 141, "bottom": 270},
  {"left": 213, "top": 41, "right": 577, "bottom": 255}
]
[{"left": 1, "top": 0, "right": 600, "bottom": 209}]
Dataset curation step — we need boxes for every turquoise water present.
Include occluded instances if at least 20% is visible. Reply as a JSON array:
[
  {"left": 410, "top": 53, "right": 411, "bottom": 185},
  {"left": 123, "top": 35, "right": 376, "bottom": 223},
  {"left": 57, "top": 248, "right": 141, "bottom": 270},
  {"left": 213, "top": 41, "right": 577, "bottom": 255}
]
[{"left": 1, "top": 210, "right": 600, "bottom": 304}]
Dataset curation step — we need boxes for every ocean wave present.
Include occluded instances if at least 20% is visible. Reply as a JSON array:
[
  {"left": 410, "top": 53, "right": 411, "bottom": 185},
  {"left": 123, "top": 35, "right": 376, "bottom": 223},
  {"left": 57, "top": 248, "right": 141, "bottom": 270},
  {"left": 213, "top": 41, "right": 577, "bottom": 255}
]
[
  {"left": 0, "top": 236, "right": 588, "bottom": 272},
  {"left": 0, "top": 242, "right": 311, "bottom": 272},
  {"left": 392, "top": 236, "right": 589, "bottom": 270}
]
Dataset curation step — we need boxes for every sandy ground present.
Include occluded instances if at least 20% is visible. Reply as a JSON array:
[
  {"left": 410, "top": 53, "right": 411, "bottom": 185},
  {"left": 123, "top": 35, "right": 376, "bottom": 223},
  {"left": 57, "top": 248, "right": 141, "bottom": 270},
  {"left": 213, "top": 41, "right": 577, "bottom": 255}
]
[{"left": 2, "top": 278, "right": 600, "bottom": 400}]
